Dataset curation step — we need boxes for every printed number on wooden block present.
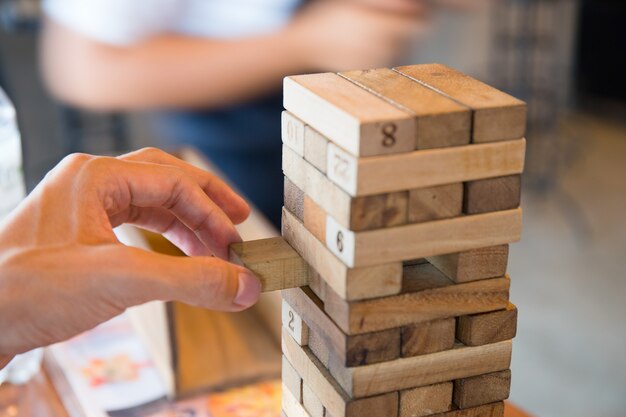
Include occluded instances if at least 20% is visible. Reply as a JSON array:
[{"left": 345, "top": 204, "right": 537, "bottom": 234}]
[
  {"left": 282, "top": 111, "right": 305, "bottom": 156},
  {"left": 282, "top": 299, "right": 309, "bottom": 346},
  {"left": 328, "top": 143, "right": 357, "bottom": 195},
  {"left": 325, "top": 215, "right": 355, "bottom": 266}
]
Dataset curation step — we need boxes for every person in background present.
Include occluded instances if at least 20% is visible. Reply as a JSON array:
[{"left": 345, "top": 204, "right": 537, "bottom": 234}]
[
  {"left": 0, "top": 148, "right": 261, "bottom": 368},
  {"left": 39, "top": 0, "right": 429, "bottom": 227}
]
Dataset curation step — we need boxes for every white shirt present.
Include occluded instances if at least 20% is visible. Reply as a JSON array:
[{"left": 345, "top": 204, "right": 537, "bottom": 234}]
[{"left": 43, "top": 0, "right": 302, "bottom": 46}]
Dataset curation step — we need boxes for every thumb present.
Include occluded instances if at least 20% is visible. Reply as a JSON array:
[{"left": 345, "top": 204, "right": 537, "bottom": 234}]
[{"left": 108, "top": 246, "right": 262, "bottom": 312}]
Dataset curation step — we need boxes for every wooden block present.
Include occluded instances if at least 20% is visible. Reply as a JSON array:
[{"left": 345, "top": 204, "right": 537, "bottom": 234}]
[
  {"left": 283, "top": 355, "right": 303, "bottom": 403},
  {"left": 453, "top": 370, "right": 511, "bottom": 409},
  {"left": 464, "top": 175, "right": 521, "bottom": 214},
  {"left": 350, "top": 191, "right": 408, "bottom": 231},
  {"left": 399, "top": 382, "right": 453, "bottom": 417},
  {"left": 340, "top": 68, "right": 471, "bottom": 149},
  {"left": 229, "top": 237, "right": 309, "bottom": 292},
  {"left": 326, "top": 138, "right": 525, "bottom": 196},
  {"left": 307, "top": 270, "right": 327, "bottom": 303},
  {"left": 431, "top": 402, "right": 504, "bottom": 417},
  {"left": 328, "top": 339, "right": 512, "bottom": 398},
  {"left": 307, "top": 325, "right": 330, "bottom": 367},
  {"left": 304, "top": 196, "right": 327, "bottom": 242},
  {"left": 282, "top": 111, "right": 306, "bottom": 156},
  {"left": 282, "top": 328, "right": 399, "bottom": 417},
  {"left": 304, "top": 126, "right": 328, "bottom": 173},
  {"left": 427, "top": 245, "right": 509, "bottom": 283},
  {"left": 323, "top": 207, "right": 522, "bottom": 268},
  {"left": 283, "top": 287, "right": 401, "bottom": 366},
  {"left": 284, "top": 146, "right": 409, "bottom": 231},
  {"left": 303, "top": 382, "right": 325, "bottom": 417},
  {"left": 284, "top": 73, "right": 415, "bottom": 156},
  {"left": 282, "top": 208, "right": 403, "bottom": 300},
  {"left": 401, "top": 261, "right": 454, "bottom": 293},
  {"left": 283, "top": 299, "right": 309, "bottom": 346},
  {"left": 456, "top": 303, "right": 518, "bottom": 346},
  {"left": 324, "top": 269, "right": 510, "bottom": 335},
  {"left": 402, "top": 318, "right": 456, "bottom": 357},
  {"left": 408, "top": 183, "right": 463, "bottom": 223},
  {"left": 395, "top": 63, "right": 526, "bottom": 143},
  {"left": 285, "top": 177, "right": 305, "bottom": 221},
  {"left": 283, "top": 382, "right": 311, "bottom": 417}
]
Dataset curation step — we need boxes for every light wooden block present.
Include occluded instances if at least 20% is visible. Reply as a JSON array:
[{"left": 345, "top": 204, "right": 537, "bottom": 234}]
[
  {"left": 282, "top": 328, "right": 399, "bottom": 417},
  {"left": 464, "top": 175, "right": 521, "bottom": 214},
  {"left": 283, "top": 382, "right": 311, "bottom": 417},
  {"left": 322, "top": 207, "right": 522, "bottom": 268},
  {"left": 282, "top": 111, "right": 306, "bottom": 156},
  {"left": 453, "top": 370, "right": 511, "bottom": 409},
  {"left": 285, "top": 176, "right": 305, "bottom": 221},
  {"left": 284, "top": 73, "right": 415, "bottom": 156},
  {"left": 283, "top": 299, "right": 309, "bottom": 346},
  {"left": 304, "top": 196, "right": 327, "bottom": 243},
  {"left": 427, "top": 245, "right": 509, "bottom": 283},
  {"left": 328, "top": 339, "right": 512, "bottom": 398},
  {"left": 340, "top": 68, "right": 471, "bottom": 149},
  {"left": 430, "top": 402, "right": 504, "bottom": 417},
  {"left": 395, "top": 63, "right": 526, "bottom": 143},
  {"left": 303, "top": 382, "right": 325, "bottom": 417},
  {"left": 324, "top": 268, "right": 510, "bottom": 335},
  {"left": 304, "top": 126, "right": 329, "bottom": 173},
  {"left": 408, "top": 183, "right": 463, "bottom": 223},
  {"left": 283, "top": 355, "right": 303, "bottom": 403},
  {"left": 282, "top": 208, "right": 403, "bottom": 300},
  {"left": 284, "top": 146, "right": 409, "bottom": 231},
  {"left": 402, "top": 318, "right": 456, "bottom": 357},
  {"left": 456, "top": 303, "right": 518, "bottom": 346},
  {"left": 229, "top": 237, "right": 309, "bottom": 292},
  {"left": 307, "top": 325, "right": 330, "bottom": 367},
  {"left": 326, "top": 138, "right": 525, "bottom": 196},
  {"left": 283, "top": 287, "right": 401, "bottom": 366},
  {"left": 399, "top": 382, "right": 453, "bottom": 417}
]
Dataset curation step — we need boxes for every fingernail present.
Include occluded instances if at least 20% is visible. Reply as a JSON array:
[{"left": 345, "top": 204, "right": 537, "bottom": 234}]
[{"left": 234, "top": 271, "right": 261, "bottom": 307}]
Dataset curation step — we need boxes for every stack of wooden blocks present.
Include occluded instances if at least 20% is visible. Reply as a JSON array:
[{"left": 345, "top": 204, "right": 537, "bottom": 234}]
[{"left": 279, "top": 64, "right": 526, "bottom": 417}]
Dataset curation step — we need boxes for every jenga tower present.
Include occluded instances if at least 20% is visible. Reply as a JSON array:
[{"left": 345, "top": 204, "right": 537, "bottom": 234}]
[{"left": 279, "top": 64, "right": 526, "bottom": 417}]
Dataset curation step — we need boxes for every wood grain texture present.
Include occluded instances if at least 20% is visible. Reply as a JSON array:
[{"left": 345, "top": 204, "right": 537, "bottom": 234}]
[
  {"left": 284, "top": 73, "right": 415, "bottom": 156},
  {"left": 282, "top": 328, "right": 399, "bottom": 417},
  {"left": 329, "top": 340, "right": 512, "bottom": 398},
  {"left": 282, "top": 111, "right": 306, "bottom": 156},
  {"left": 307, "top": 325, "right": 330, "bottom": 367},
  {"left": 284, "top": 177, "right": 305, "bottom": 221},
  {"left": 304, "top": 126, "right": 329, "bottom": 173},
  {"left": 283, "top": 355, "right": 303, "bottom": 403},
  {"left": 453, "top": 370, "right": 512, "bottom": 409},
  {"left": 282, "top": 208, "right": 403, "bottom": 300},
  {"left": 399, "top": 382, "right": 453, "bottom": 417},
  {"left": 304, "top": 196, "right": 327, "bottom": 243},
  {"left": 409, "top": 183, "right": 463, "bottom": 223},
  {"left": 395, "top": 63, "right": 526, "bottom": 143},
  {"left": 282, "top": 287, "right": 401, "bottom": 366},
  {"left": 285, "top": 145, "right": 411, "bottom": 232},
  {"left": 324, "top": 272, "right": 510, "bottom": 335},
  {"left": 340, "top": 68, "right": 471, "bottom": 149},
  {"left": 324, "top": 208, "right": 522, "bottom": 268},
  {"left": 456, "top": 303, "right": 518, "bottom": 346},
  {"left": 402, "top": 318, "right": 456, "bottom": 357},
  {"left": 326, "top": 138, "right": 525, "bottom": 196},
  {"left": 229, "top": 237, "right": 309, "bottom": 292},
  {"left": 427, "top": 245, "right": 509, "bottom": 283},
  {"left": 464, "top": 175, "right": 522, "bottom": 214},
  {"left": 283, "top": 382, "right": 311, "bottom": 417},
  {"left": 431, "top": 402, "right": 505, "bottom": 417},
  {"left": 303, "top": 382, "right": 325, "bottom": 417},
  {"left": 283, "top": 299, "right": 309, "bottom": 346}
]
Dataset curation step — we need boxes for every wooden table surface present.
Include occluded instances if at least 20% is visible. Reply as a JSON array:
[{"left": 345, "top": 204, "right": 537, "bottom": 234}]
[{"left": 0, "top": 369, "right": 533, "bottom": 417}]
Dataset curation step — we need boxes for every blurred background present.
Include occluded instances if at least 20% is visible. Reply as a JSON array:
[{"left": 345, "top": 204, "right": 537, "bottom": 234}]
[{"left": 0, "top": 0, "right": 624, "bottom": 416}]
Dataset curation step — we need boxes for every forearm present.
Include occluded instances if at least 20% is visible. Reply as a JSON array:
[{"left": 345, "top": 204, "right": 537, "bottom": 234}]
[{"left": 41, "top": 19, "right": 309, "bottom": 110}]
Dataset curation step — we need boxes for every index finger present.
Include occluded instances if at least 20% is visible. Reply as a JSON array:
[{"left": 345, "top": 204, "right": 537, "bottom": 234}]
[{"left": 119, "top": 148, "right": 250, "bottom": 224}]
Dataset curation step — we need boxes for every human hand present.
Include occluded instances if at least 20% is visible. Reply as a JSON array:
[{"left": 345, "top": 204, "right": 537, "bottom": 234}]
[
  {"left": 287, "top": 0, "right": 429, "bottom": 71},
  {"left": 0, "top": 148, "right": 261, "bottom": 356}
]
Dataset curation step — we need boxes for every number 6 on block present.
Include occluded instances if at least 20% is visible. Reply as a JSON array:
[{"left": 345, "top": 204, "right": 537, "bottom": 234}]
[{"left": 325, "top": 215, "right": 356, "bottom": 267}]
